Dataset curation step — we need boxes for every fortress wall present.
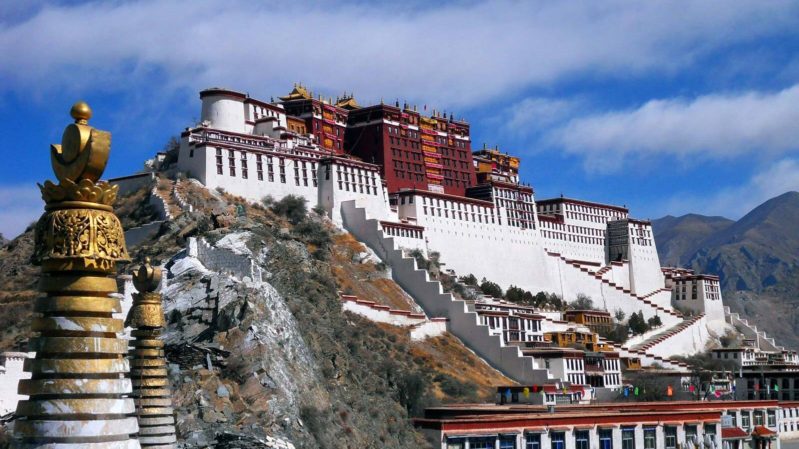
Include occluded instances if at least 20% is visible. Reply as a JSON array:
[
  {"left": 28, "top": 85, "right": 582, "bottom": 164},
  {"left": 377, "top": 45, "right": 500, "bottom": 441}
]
[
  {"left": 108, "top": 172, "right": 155, "bottom": 196},
  {"left": 199, "top": 146, "right": 320, "bottom": 207},
  {"left": 188, "top": 237, "right": 262, "bottom": 283},
  {"left": 539, "top": 237, "right": 606, "bottom": 266},
  {"left": 317, "top": 161, "right": 389, "bottom": 226},
  {"left": 340, "top": 299, "right": 426, "bottom": 327},
  {"left": 628, "top": 242, "right": 665, "bottom": 296},
  {"left": 608, "top": 262, "right": 631, "bottom": 290},
  {"left": 406, "top": 200, "right": 558, "bottom": 294},
  {"left": 0, "top": 353, "right": 31, "bottom": 415},
  {"left": 410, "top": 319, "right": 448, "bottom": 341},
  {"left": 646, "top": 316, "right": 709, "bottom": 358}
]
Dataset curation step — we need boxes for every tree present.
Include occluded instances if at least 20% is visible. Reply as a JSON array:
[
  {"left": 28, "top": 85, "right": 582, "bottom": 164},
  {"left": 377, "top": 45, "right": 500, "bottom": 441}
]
[
  {"left": 570, "top": 293, "right": 594, "bottom": 310},
  {"left": 534, "top": 292, "right": 549, "bottom": 308},
  {"left": 459, "top": 274, "right": 478, "bottom": 286},
  {"left": 479, "top": 278, "right": 503, "bottom": 298},
  {"left": 628, "top": 311, "right": 650, "bottom": 335},
  {"left": 614, "top": 309, "right": 626, "bottom": 322},
  {"left": 647, "top": 315, "right": 662, "bottom": 328},
  {"left": 505, "top": 285, "right": 527, "bottom": 303}
]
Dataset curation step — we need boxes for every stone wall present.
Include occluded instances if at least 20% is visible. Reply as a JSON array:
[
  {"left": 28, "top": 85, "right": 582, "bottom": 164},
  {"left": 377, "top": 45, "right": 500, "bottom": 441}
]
[
  {"left": 188, "top": 237, "right": 263, "bottom": 283},
  {"left": 108, "top": 172, "right": 155, "bottom": 196},
  {"left": 0, "top": 352, "right": 31, "bottom": 415}
]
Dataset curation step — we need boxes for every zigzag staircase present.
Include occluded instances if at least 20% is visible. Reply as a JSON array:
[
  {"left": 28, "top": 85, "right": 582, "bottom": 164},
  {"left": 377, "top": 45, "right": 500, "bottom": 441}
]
[
  {"left": 724, "top": 306, "right": 782, "bottom": 352},
  {"left": 341, "top": 201, "right": 552, "bottom": 384},
  {"left": 629, "top": 314, "right": 705, "bottom": 352},
  {"left": 549, "top": 252, "right": 682, "bottom": 320}
]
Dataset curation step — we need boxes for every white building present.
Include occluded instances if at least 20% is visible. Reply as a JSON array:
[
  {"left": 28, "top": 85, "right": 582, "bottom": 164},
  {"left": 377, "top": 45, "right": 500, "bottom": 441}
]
[
  {"left": 169, "top": 87, "right": 767, "bottom": 383},
  {"left": 0, "top": 352, "right": 30, "bottom": 416}
]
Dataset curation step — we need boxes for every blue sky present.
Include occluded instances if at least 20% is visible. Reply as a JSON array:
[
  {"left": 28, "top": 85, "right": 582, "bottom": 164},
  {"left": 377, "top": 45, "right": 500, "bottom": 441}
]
[{"left": 1, "top": 0, "right": 799, "bottom": 238}]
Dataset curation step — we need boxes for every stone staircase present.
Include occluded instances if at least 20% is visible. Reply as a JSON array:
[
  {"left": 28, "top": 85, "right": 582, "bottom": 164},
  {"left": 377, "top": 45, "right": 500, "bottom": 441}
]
[
  {"left": 724, "top": 306, "right": 782, "bottom": 352},
  {"left": 629, "top": 314, "right": 705, "bottom": 352},
  {"left": 550, "top": 252, "right": 682, "bottom": 319},
  {"left": 535, "top": 314, "right": 690, "bottom": 371},
  {"left": 338, "top": 294, "right": 447, "bottom": 341},
  {"left": 341, "top": 201, "right": 553, "bottom": 384}
]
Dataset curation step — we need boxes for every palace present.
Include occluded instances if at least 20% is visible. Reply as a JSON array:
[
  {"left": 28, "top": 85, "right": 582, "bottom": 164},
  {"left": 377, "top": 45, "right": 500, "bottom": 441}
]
[{"left": 155, "top": 85, "right": 794, "bottom": 391}]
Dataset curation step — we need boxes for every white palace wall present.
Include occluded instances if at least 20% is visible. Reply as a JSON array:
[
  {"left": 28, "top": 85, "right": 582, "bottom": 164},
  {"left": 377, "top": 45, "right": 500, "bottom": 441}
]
[
  {"left": 402, "top": 196, "right": 560, "bottom": 294},
  {"left": 0, "top": 352, "right": 30, "bottom": 415}
]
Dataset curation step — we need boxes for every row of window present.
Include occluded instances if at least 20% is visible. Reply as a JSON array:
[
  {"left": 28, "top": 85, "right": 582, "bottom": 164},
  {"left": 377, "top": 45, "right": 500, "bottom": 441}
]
[
  {"left": 382, "top": 225, "right": 423, "bottom": 239},
  {"left": 447, "top": 426, "right": 690, "bottom": 449}
]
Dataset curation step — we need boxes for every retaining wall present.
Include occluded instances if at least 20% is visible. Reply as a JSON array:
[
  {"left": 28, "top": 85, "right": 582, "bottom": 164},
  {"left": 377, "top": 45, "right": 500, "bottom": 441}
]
[{"left": 188, "top": 237, "right": 262, "bottom": 283}]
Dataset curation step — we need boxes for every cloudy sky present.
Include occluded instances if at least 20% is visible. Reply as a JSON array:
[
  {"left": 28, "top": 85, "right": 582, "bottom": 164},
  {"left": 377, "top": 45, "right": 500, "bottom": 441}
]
[{"left": 1, "top": 0, "right": 798, "bottom": 239}]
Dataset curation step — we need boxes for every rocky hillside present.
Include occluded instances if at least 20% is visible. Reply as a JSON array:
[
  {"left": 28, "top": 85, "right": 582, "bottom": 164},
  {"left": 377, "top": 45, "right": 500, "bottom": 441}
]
[
  {"left": 653, "top": 191, "right": 799, "bottom": 348},
  {"left": 0, "top": 181, "right": 512, "bottom": 448}
]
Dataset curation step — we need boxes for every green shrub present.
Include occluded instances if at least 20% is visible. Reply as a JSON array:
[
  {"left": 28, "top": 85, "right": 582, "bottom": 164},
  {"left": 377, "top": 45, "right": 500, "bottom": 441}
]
[
  {"left": 294, "top": 219, "right": 332, "bottom": 248},
  {"left": 271, "top": 195, "right": 308, "bottom": 224}
]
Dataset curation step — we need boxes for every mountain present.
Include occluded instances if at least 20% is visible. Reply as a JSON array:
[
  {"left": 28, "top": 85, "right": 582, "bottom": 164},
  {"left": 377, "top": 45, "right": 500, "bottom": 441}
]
[
  {"left": 651, "top": 214, "right": 733, "bottom": 266},
  {"left": 691, "top": 191, "right": 799, "bottom": 292},
  {"left": 653, "top": 191, "right": 799, "bottom": 348}
]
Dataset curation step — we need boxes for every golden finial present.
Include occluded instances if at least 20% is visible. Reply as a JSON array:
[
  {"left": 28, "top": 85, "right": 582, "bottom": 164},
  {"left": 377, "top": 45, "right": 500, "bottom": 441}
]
[
  {"left": 133, "top": 257, "right": 162, "bottom": 293},
  {"left": 50, "top": 101, "right": 110, "bottom": 184},
  {"left": 70, "top": 101, "right": 92, "bottom": 124}
]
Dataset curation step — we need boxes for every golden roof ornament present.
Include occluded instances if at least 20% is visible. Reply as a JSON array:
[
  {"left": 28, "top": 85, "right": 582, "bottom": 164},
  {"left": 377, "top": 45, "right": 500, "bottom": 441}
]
[
  {"left": 14, "top": 102, "right": 141, "bottom": 448},
  {"left": 126, "top": 258, "right": 177, "bottom": 447},
  {"left": 33, "top": 101, "right": 128, "bottom": 270}
]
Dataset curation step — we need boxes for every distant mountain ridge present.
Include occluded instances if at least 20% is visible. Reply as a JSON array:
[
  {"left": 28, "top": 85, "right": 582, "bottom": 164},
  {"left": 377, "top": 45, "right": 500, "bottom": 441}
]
[
  {"left": 653, "top": 191, "right": 799, "bottom": 292},
  {"left": 652, "top": 214, "right": 733, "bottom": 267},
  {"left": 652, "top": 191, "right": 799, "bottom": 348}
]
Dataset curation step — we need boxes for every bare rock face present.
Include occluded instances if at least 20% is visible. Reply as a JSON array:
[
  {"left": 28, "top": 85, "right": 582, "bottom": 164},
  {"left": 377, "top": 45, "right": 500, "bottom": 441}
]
[{"left": 159, "top": 237, "right": 323, "bottom": 447}]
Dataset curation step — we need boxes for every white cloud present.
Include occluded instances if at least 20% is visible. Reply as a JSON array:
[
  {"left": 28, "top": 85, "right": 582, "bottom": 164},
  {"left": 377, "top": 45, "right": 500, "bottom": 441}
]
[
  {"left": 503, "top": 97, "right": 580, "bottom": 136},
  {"left": 661, "top": 158, "right": 799, "bottom": 219},
  {"left": 550, "top": 84, "right": 799, "bottom": 172},
  {"left": 0, "top": 184, "right": 43, "bottom": 240},
  {"left": 0, "top": 0, "right": 797, "bottom": 109}
]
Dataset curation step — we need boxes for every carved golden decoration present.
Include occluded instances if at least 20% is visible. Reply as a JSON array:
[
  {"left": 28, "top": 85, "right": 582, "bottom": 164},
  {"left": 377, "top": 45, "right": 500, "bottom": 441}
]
[
  {"left": 14, "top": 102, "right": 141, "bottom": 449},
  {"left": 39, "top": 178, "right": 119, "bottom": 205},
  {"left": 33, "top": 206, "right": 129, "bottom": 269},
  {"left": 127, "top": 258, "right": 177, "bottom": 448}
]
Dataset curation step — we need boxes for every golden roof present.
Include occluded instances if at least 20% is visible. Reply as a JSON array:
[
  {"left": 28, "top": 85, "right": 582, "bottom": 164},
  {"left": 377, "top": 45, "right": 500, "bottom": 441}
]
[
  {"left": 336, "top": 96, "right": 360, "bottom": 110},
  {"left": 279, "top": 83, "right": 312, "bottom": 101}
]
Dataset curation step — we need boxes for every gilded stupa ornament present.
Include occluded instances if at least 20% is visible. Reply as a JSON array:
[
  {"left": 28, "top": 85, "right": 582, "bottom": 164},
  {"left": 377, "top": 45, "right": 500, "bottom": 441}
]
[
  {"left": 33, "top": 101, "right": 128, "bottom": 271},
  {"left": 126, "top": 258, "right": 178, "bottom": 448},
  {"left": 14, "top": 102, "right": 141, "bottom": 449}
]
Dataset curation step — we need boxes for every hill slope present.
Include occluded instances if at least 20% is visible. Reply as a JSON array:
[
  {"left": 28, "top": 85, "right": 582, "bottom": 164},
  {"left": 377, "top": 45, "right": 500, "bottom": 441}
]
[{"left": 0, "top": 182, "right": 512, "bottom": 448}]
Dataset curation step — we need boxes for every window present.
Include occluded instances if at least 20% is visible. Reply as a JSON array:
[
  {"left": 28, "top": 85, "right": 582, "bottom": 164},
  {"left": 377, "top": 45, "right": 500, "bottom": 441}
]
[
  {"left": 575, "top": 430, "right": 589, "bottom": 449},
  {"left": 754, "top": 411, "right": 764, "bottom": 426},
  {"left": 664, "top": 426, "right": 677, "bottom": 449},
  {"left": 685, "top": 425, "right": 697, "bottom": 444},
  {"left": 599, "top": 429, "right": 613, "bottom": 449},
  {"left": 705, "top": 424, "right": 716, "bottom": 441},
  {"left": 768, "top": 410, "right": 777, "bottom": 427},
  {"left": 526, "top": 433, "right": 541, "bottom": 449},
  {"left": 742, "top": 413, "right": 751, "bottom": 430},
  {"left": 470, "top": 438, "right": 495, "bottom": 449},
  {"left": 622, "top": 427, "right": 635, "bottom": 449},
  {"left": 446, "top": 438, "right": 465, "bottom": 449},
  {"left": 500, "top": 436, "right": 516, "bottom": 449},
  {"left": 643, "top": 428, "right": 656, "bottom": 449},
  {"left": 550, "top": 432, "right": 565, "bottom": 449}
]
